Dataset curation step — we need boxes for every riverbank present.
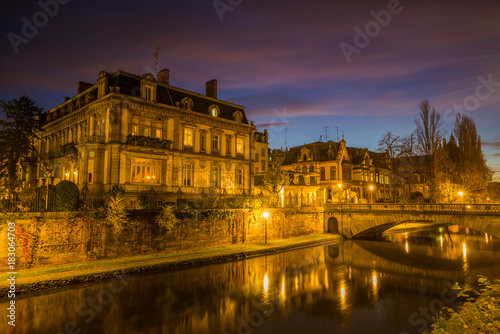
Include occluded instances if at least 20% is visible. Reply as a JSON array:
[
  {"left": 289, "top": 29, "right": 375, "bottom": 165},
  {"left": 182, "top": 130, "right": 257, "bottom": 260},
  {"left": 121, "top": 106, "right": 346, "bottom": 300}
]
[{"left": 0, "top": 233, "right": 342, "bottom": 299}]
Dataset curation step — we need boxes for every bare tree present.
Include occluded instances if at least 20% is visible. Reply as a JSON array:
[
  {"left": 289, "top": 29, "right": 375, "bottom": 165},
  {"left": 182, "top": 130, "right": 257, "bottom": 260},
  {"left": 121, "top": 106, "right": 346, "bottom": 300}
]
[
  {"left": 377, "top": 131, "right": 402, "bottom": 158},
  {"left": 414, "top": 99, "right": 444, "bottom": 201},
  {"left": 415, "top": 99, "right": 443, "bottom": 158}
]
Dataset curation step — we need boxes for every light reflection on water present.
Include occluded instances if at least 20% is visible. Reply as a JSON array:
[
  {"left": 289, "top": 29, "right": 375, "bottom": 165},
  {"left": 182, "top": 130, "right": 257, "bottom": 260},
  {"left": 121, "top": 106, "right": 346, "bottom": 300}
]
[{"left": 1, "top": 225, "right": 499, "bottom": 334}]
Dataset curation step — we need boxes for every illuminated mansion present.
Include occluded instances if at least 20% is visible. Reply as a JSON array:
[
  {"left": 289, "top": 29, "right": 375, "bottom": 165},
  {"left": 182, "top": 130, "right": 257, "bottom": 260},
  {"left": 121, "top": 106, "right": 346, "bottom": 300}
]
[{"left": 34, "top": 69, "right": 269, "bottom": 204}]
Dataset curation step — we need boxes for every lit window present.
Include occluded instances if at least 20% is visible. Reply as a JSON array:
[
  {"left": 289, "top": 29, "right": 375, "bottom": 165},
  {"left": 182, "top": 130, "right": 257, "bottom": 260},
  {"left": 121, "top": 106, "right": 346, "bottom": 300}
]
[
  {"left": 237, "top": 138, "right": 244, "bottom": 154},
  {"left": 211, "top": 165, "right": 220, "bottom": 188},
  {"left": 183, "top": 163, "right": 194, "bottom": 186},
  {"left": 211, "top": 107, "right": 219, "bottom": 117},
  {"left": 88, "top": 159, "right": 94, "bottom": 184},
  {"left": 132, "top": 124, "right": 138, "bottom": 136},
  {"left": 131, "top": 158, "right": 161, "bottom": 184},
  {"left": 236, "top": 168, "right": 243, "bottom": 187},
  {"left": 155, "top": 128, "right": 162, "bottom": 139},
  {"left": 184, "top": 128, "right": 193, "bottom": 146},
  {"left": 212, "top": 134, "right": 219, "bottom": 151},
  {"left": 144, "top": 127, "right": 150, "bottom": 137}
]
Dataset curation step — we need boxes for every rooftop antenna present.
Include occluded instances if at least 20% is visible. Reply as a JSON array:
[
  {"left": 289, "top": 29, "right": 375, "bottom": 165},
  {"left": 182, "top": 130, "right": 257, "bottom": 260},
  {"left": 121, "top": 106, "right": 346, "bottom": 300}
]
[
  {"left": 284, "top": 127, "right": 288, "bottom": 150},
  {"left": 336, "top": 127, "right": 339, "bottom": 141},
  {"left": 324, "top": 125, "right": 329, "bottom": 142},
  {"left": 154, "top": 46, "right": 160, "bottom": 79}
]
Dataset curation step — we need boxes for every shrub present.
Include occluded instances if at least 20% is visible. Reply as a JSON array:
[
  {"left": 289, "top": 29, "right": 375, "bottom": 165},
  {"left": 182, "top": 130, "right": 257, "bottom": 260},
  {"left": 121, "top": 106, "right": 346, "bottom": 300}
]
[
  {"left": 427, "top": 276, "right": 500, "bottom": 333},
  {"left": 55, "top": 181, "right": 79, "bottom": 211},
  {"left": 155, "top": 205, "right": 180, "bottom": 231},
  {"left": 105, "top": 193, "right": 128, "bottom": 233}
]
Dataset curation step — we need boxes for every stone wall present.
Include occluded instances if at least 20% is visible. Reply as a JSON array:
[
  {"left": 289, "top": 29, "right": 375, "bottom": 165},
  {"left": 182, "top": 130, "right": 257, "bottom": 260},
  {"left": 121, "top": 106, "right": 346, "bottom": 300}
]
[{"left": 0, "top": 208, "right": 325, "bottom": 270}]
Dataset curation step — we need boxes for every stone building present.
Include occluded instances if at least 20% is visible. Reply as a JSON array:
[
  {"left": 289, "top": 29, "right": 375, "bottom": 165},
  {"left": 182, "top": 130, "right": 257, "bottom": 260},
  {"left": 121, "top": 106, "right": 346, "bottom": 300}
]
[
  {"left": 267, "top": 137, "right": 394, "bottom": 206},
  {"left": 34, "top": 69, "right": 268, "bottom": 206}
]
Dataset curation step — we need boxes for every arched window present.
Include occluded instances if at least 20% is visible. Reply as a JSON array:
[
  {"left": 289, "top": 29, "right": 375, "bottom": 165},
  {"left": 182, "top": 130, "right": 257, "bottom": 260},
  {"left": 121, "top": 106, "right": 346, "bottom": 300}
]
[
  {"left": 309, "top": 165, "right": 315, "bottom": 173},
  {"left": 209, "top": 104, "right": 220, "bottom": 117},
  {"left": 302, "top": 166, "right": 307, "bottom": 173}
]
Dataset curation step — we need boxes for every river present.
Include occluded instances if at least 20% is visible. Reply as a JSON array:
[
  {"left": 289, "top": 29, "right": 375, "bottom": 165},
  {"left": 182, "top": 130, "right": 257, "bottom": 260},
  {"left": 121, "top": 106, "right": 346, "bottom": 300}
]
[{"left": 1, "top": 224, "right": 500, "bottom": 334}]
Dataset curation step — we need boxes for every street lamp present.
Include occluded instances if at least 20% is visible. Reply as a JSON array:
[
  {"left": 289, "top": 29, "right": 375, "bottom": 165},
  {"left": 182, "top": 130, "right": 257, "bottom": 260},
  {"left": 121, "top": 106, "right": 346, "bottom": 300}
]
[
  {"left": 263, "top": 211, "right": 269, "bottom": 244},
  {"left": 369, "top": 185, "right": 373, "bottom": 204},
  {"left": 458, "top": 191, "right": 464, "bottom": 204}
]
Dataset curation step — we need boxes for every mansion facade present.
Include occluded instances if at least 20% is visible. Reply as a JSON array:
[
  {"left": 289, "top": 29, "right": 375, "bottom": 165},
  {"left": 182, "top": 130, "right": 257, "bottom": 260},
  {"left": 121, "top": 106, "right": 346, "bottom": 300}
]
[
  {"left": 265, "top": 137, "right": 395, "bottom": 206},
  {"left": 32, "top": 69, "right": 268, "bottom": 206}
]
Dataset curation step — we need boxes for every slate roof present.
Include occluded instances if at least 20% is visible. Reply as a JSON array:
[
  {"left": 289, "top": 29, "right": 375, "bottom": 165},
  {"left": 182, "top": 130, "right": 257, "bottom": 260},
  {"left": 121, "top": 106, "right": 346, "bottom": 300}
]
[
  {"left": 282, "top": 141, "right": 341, "bottom": 165},
  {"left": 110, "top": 71, "right": 249, "bottom": 124},
  {"left": 281, "top": 141, "right": 391, "bottom": 170},
  {"left": 43, "top": 70, "right": 249, "bottom": 125}
]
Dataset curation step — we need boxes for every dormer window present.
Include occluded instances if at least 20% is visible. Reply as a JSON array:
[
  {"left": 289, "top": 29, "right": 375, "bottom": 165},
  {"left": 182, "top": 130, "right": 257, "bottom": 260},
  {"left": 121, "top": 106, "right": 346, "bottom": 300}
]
[
  {"left": 181, "top": 97, "right": 194, "bottom": 110},
  {"left": 209, "top": 105, "right": 220, "bottom": 117},
  {"left": 141, "top": 73, "right": 156, "bottom": 101}
]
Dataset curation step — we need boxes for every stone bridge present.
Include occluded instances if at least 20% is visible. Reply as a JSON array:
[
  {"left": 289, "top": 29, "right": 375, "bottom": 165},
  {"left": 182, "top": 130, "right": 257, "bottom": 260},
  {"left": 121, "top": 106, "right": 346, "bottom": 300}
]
[{"left": 323, "top": 203, "right": 500, "bottom": 239}]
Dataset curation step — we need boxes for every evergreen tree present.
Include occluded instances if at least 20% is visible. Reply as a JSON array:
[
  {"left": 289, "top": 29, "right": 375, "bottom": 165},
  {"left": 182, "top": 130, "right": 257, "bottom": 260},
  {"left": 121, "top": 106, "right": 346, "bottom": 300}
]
[
  {"left": 0, "top": 96, "right": 42, "bottom": 195},
  {"left": 452, "top": 113, "right": 492, "bottom": 201}
]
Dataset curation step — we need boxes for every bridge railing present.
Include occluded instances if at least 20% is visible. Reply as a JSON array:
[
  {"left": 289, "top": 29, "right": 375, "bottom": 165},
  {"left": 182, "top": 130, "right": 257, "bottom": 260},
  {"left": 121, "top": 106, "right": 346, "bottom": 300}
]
[{"left": 324, "top": 203, "right": 500, "bottom": 213}]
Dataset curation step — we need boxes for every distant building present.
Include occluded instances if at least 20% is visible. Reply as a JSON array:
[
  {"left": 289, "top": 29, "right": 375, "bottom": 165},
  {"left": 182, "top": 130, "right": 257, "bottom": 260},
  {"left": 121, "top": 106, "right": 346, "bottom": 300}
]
[
  {"left": 33, "top": 69, "right": 268, "bottom": 206},
  {"left": 261, "top": 137, "right": 394, "bottom": 206}
]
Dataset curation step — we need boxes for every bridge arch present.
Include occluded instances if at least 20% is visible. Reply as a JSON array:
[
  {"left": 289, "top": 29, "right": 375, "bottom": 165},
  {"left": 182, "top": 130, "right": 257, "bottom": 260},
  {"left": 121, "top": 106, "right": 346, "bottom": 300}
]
[{"left": 327, "top": 217, "right": 339, "bottom": 234}]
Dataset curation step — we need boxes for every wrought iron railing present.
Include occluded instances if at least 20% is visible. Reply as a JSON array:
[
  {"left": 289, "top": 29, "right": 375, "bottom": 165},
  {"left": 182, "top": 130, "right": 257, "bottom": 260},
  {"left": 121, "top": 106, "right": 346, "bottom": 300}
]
[{"left": 324, "top": 203, "right": 500, "bottom": 213}]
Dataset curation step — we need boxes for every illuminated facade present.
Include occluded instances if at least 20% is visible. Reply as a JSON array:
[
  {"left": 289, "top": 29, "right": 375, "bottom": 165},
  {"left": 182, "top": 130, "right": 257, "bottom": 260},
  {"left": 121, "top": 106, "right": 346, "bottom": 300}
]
[
  {"left": 34, "top": 69, "right": 268, "bottom": 205},
  {"left": 269, "top": 137, "right": 394, "bottom": 205}
]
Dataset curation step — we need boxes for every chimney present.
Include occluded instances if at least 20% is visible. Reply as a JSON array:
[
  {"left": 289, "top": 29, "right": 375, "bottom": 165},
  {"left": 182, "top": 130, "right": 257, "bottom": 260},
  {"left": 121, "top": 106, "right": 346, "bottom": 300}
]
[
  {"left": 206, "top": 79, "right": 217, "bottom": 99},
  {"left": 78, "top": 81, "right": 93, "bottom": 94},
  {"left": 158, "top": 68, "right": 169, "bottom": 84}
]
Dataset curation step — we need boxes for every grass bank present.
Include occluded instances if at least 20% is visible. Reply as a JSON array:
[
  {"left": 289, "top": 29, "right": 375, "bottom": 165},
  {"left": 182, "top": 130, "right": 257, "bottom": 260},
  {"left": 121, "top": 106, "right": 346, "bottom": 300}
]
[{"left": 0, "top": 233, "right": 341, "bottom": 299}]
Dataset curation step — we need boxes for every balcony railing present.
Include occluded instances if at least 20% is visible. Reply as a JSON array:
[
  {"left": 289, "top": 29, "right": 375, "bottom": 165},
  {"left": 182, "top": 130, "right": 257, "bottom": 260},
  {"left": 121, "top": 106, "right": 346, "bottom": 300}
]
[
  {"left": 127, "top": 135, "right": 173, "bottom": 149},
  {"left": 325, "top": 203, "right": 500, "bottom": 213}
]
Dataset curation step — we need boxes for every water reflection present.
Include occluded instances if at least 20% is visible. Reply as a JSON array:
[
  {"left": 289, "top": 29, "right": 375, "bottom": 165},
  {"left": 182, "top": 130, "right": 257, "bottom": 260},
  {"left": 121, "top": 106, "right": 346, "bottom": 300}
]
[{"left": 1, "top": 225, "right": 500, "bottom": 334}]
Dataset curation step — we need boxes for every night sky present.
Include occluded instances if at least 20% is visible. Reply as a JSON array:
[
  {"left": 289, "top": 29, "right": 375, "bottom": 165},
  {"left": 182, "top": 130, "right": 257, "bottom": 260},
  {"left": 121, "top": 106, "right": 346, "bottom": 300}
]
[{"left": 1, "top": 0, "right": 499, "bottom": 179}]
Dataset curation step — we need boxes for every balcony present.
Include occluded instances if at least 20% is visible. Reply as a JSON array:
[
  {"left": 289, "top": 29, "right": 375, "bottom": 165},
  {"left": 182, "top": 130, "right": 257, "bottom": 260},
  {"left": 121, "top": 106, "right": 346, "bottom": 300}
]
[{"left": 127, "top": 135, "right": 173, "bottom": 149}]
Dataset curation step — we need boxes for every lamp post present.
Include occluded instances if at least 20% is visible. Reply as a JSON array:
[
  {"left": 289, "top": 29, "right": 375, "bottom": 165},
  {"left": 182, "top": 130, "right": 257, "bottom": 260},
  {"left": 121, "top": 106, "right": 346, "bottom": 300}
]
[
  {"left": 458, "top": 191, "right": 463, "bottom": 204},
  {"left": 263, "top": 211, "right": 269, "bottom": 244},
  {"left": 369, "top": 185, "right": 373, "bottom": 204}
]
